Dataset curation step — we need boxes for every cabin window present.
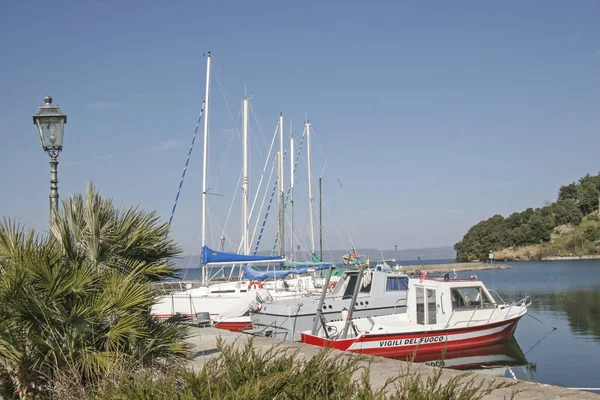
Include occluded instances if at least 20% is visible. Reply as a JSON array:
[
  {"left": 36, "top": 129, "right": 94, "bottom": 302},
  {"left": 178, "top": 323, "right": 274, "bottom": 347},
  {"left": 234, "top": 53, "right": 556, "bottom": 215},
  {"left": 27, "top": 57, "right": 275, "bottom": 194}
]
[
  {"left": 343, "top": 275, "right": 358, "bottom": 299},
  {"left": 427, "top": 289, "right": 437, "bottom": 324},
  {"left": 386, "top": 276, "right": 409, "bottom": 291},
  {"left": 417, "top": 287, "right": 437, "bottom": 325},
  {"left": 210, "top": 290, "right": 236, "bottom": 294},
  {"left": 416, "top": 287, "right": 425, "bottom": 324},
  {"left": 451, "top": 287, "right": 493, "bottom": 310}
]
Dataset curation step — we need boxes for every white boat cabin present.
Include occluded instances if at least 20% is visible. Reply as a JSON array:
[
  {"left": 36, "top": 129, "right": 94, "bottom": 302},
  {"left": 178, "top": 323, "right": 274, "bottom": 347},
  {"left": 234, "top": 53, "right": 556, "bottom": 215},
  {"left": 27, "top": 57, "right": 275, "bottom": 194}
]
[
  {"left": 407, "top": 278, "right": 504, "bottom": 329},
  {"left": 331, "top": 268, "right": 409, "bottom": 299},
  {"left": 317, "top": 277, "right": 528, "bottom": 338}
]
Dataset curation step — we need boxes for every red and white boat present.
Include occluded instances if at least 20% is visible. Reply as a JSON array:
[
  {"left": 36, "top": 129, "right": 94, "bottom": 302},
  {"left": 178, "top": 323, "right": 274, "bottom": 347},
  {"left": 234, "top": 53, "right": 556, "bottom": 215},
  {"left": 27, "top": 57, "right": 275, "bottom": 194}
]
[{"left": 301, "top": 276, "right": 530, "bottom": 357}]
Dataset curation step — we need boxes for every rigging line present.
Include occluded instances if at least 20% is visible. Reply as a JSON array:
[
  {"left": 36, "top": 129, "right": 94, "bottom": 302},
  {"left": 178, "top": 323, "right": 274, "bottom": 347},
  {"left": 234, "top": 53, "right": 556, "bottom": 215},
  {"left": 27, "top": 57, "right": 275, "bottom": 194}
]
[
  {"left": 211, "top": 58, "right": 244, "bottom": 195},
  {"left": 321, "top": 194, "right": 347, "bottom": 257},
  {"left": 219, "top": 166, "right": 243, "bottom": 246},
  {"left": 249, "top": 102, "right": 272, "bottom": 160},
  {"left": 308, "top": 125, "right": 329, "bottom": 170},
  {"left": 319, "top": 163, "right": 327, "bottom": 179},
  {"left": 168, "top": 102, "right": 205, "bottom": 230},
  {"left": 248, "top": 122, "right": 280, "bottom": 228},
  {"left": 288, "top": 222, "right": 311, "bottom": 261},
  {"left": 213, "top": 107, "right": 241, "bottom": 194},
  {"left": 269, "top": 150, "right": 289, "bottom": 255},
  {"left": 212, "top": 59, "right": 241, "bottom": 133},
  {"left": 253, "top": 160, "right": 279, "bottom": 255},
  {"left": 181, "top": 254, "right": 196, "bottom": 281},
  {"left": 282, "top": 128, "right": 306, "bottom": 210},
  {"left": 270, "top": 128, "right": 306, "bottom": 253},
  {"left": 209, "top": 61, "right": 243, "bottom": 236},
  {"left": 250, "top": 155, "right": 277, "bottom": 252},
  {"left": 337, "top": 176, "right": 359, "bottom": 237}
]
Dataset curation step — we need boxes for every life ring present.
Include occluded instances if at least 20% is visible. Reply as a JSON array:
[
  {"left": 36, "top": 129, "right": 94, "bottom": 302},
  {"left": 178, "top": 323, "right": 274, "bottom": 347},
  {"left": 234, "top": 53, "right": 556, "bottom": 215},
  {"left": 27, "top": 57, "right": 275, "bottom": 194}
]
[
  {"left": 328, "top": 281, "right": 337, "bottom": 292},
  {"left": 247, "top": 280, "right": 264, "bottom": 290}
]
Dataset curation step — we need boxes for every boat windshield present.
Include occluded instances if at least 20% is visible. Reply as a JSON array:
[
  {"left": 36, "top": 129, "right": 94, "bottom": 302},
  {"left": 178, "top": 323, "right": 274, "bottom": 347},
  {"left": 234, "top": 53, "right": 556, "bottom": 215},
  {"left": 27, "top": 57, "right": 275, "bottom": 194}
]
[
  {"left": 487, "top": 289, "right": 505, "bottom": 306},
  {"left": 451, "top": 287, "right": 493, "bottom": 310}
]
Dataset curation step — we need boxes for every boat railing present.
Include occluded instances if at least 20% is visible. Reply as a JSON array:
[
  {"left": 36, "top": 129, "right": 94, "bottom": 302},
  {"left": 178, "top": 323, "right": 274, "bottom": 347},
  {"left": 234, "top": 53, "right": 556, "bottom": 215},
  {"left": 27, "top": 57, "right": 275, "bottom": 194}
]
[
  {"left": 247, "top": 319, "right": 293, "bottom": 340},
  {"left": 392, "top": 298, "right": 405, "bottom": 314},
  {"left": 444, "top": 306, "right": 499, "bottom": 329},
  {"left": 503, "top": 295, "right": 531, "bottom": 319},
  {"left": 445, "top": 295, "right": 531, "bottom": 328},
  {"left": 170, "top": 293, "right": 198, "bottom": 317}
]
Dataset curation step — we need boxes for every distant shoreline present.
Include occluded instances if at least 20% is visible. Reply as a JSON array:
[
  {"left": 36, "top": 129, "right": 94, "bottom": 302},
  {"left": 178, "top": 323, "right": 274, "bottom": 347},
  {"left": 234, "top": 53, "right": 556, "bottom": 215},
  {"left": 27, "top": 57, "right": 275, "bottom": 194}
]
[
  {"left": 540, "top": 255, "right": 600, "bottom": 261},
  {"left": 400, "top": 262, "right": 511, "bottom": 274}
]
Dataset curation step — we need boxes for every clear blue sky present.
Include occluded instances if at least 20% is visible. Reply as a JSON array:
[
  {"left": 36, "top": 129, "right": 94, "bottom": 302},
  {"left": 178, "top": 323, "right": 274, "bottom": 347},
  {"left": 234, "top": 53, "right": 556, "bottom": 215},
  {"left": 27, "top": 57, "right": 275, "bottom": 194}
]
[{"left": 2, "top": 1, "right": 600, "bottom": 257}]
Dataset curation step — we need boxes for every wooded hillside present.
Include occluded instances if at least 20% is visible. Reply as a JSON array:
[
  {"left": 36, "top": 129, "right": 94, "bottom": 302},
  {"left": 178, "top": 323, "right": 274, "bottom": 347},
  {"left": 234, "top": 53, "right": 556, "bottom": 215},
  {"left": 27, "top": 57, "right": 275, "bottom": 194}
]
[{"left": 454, "top": 173, "right": 600, "bottom": 262}]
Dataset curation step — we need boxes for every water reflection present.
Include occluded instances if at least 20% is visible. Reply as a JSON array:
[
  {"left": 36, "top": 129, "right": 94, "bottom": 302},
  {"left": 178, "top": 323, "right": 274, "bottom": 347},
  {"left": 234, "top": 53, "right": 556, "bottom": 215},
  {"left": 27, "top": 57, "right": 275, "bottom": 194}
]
[
  {"left": 387, "top": 338, "right": 535, "bottom": 377},
  {"left": 497, "top": 289, "right": 600, "bottom": 342}
]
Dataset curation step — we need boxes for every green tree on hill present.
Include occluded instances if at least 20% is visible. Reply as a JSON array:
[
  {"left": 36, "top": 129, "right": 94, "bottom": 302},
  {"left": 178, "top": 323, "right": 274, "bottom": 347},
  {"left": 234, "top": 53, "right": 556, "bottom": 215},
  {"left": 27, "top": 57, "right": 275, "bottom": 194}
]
[
  {"left": 554, "top": 199, "right": 582, "bottom": 225},
  {"left": 455, "top": 172, "right": 600, "bottom": 262}
]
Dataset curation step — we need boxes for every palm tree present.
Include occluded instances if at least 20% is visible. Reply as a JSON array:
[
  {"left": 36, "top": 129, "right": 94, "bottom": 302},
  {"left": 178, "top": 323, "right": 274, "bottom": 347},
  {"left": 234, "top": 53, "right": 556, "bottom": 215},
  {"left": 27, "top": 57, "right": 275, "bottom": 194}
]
[{"left": 0, "top": 184, "right": 191, "bottom": 399}]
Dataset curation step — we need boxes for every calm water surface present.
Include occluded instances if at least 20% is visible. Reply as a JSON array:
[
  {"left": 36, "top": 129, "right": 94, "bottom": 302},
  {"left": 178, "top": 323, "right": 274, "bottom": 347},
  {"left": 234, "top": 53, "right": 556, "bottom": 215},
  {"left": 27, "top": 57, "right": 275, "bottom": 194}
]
[
  {"left": 473, "top": 260, "right": 600, "bottom": 392},
  {"left": 176, "top": 259, "right": 600, "bottom": 391}
]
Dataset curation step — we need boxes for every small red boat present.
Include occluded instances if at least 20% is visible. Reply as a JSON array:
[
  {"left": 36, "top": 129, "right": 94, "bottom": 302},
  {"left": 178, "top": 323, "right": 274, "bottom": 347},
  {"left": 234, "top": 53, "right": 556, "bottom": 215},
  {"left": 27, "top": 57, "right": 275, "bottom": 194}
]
[
  {"left": 214, "top": 316, "right": 253, "bottom": 332},
  {"left": 301, "top": 276, "right": 530, "bottom": 358}
]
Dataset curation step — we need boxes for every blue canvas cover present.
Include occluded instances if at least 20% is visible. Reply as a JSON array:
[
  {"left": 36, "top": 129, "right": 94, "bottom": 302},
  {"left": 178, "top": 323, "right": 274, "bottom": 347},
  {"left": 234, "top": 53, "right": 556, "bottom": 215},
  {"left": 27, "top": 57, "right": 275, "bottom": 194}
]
[
  {"left": 283, "top": 261, "right": 331, "bottom": 271},
  {"left": 242, "top": 264, "right": 296, "bottom": 281},
  {"left": 201, "top": 246, "right": 284, "bottom": 265}
]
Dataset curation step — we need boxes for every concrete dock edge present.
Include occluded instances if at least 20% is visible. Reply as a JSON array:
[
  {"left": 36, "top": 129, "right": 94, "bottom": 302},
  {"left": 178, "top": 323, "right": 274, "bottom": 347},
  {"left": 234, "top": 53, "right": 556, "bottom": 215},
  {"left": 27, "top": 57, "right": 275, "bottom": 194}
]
[{"left": 187, "top": 327, "right": 599, "bottom": 399}]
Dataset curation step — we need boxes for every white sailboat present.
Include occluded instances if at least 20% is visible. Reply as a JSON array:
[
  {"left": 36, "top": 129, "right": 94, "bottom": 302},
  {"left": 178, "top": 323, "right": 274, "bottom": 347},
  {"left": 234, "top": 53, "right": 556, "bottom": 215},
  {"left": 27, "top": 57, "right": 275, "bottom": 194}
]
[{"left": 152, "top": 53, "right": 317, "bottom": 327}]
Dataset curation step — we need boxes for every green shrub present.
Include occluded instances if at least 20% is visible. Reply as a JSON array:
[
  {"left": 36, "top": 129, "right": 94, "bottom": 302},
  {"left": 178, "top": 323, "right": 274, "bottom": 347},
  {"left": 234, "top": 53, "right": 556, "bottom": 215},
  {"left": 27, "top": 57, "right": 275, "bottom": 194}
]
[{"left": 87, "top": 338, "right": 518, "bottom": 400}]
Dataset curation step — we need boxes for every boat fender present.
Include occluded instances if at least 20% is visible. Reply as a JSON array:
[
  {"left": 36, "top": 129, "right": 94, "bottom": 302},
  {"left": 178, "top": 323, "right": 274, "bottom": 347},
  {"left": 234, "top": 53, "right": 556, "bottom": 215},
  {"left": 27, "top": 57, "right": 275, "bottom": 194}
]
[
  {"left": 247, "top": 280, "right": 264, "bottom": 290},
  {"left": 328, "top": 281, "right": 337, "bottom": 293}
]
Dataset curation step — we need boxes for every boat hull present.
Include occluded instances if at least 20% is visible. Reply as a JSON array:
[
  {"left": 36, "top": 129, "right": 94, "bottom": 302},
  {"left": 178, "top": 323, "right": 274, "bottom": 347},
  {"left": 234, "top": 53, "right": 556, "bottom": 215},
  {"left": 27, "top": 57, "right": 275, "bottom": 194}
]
[
  {"left": 251, "top": 293, "right": 407, "bottom": 341},
  {"left": 214, "top": 318, "right": 253, "bottom": 332},
  {"left": 301, "top": 315, "right": 522, "bottom": 358}
]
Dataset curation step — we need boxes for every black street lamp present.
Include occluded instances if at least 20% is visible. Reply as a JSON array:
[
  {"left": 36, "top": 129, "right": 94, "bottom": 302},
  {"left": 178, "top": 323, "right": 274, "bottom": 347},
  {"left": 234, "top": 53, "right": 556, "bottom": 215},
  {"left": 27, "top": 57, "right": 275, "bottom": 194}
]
[{"left": 33, "top": 96, "right": 67, "bottom": 222}]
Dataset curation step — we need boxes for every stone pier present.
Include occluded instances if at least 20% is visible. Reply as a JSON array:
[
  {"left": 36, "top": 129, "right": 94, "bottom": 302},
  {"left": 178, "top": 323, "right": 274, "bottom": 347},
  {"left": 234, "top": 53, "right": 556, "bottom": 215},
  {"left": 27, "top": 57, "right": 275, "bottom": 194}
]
[{"left": 187, "top": 327, "right": 598, "bottom": 399}]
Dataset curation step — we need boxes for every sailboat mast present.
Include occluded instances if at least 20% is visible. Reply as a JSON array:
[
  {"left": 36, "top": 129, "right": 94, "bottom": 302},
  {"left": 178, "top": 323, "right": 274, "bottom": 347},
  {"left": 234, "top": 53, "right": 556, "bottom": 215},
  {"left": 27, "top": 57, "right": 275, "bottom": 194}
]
[
  {"left": 290, "top": 132, "right": 295, "bottom": 261},
  {"left": 306, "top": 120, "right": 316, "bottom": 257},
  {"left": 201, "top": 51, "right": 212, "bottom": 286},
  {"left": 319, "top": 176, "right": 323, "bottom": 262},
  {"left": 278, "top": 112, "right": 285, "bottom": 257},
  {"left": 242, "top": 97, "right": 250, "bottom": 255}
]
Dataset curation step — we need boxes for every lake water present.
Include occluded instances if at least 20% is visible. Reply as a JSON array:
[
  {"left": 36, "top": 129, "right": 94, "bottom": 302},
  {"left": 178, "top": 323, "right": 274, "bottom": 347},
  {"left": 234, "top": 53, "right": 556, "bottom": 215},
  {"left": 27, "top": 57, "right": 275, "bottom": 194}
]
[
  {"left": 174, "top": 259, "right": 600, "bottom": 393},
  {"left": 469, "top": 260, "right": 600, "bottom": 393}
]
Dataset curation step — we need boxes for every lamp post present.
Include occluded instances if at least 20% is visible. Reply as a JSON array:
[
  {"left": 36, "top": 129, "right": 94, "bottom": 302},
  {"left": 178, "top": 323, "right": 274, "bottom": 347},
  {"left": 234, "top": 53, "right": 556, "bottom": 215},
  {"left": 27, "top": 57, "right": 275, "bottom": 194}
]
[{"left": 33, "top": 96, "right": 67, "bottom": 222}]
